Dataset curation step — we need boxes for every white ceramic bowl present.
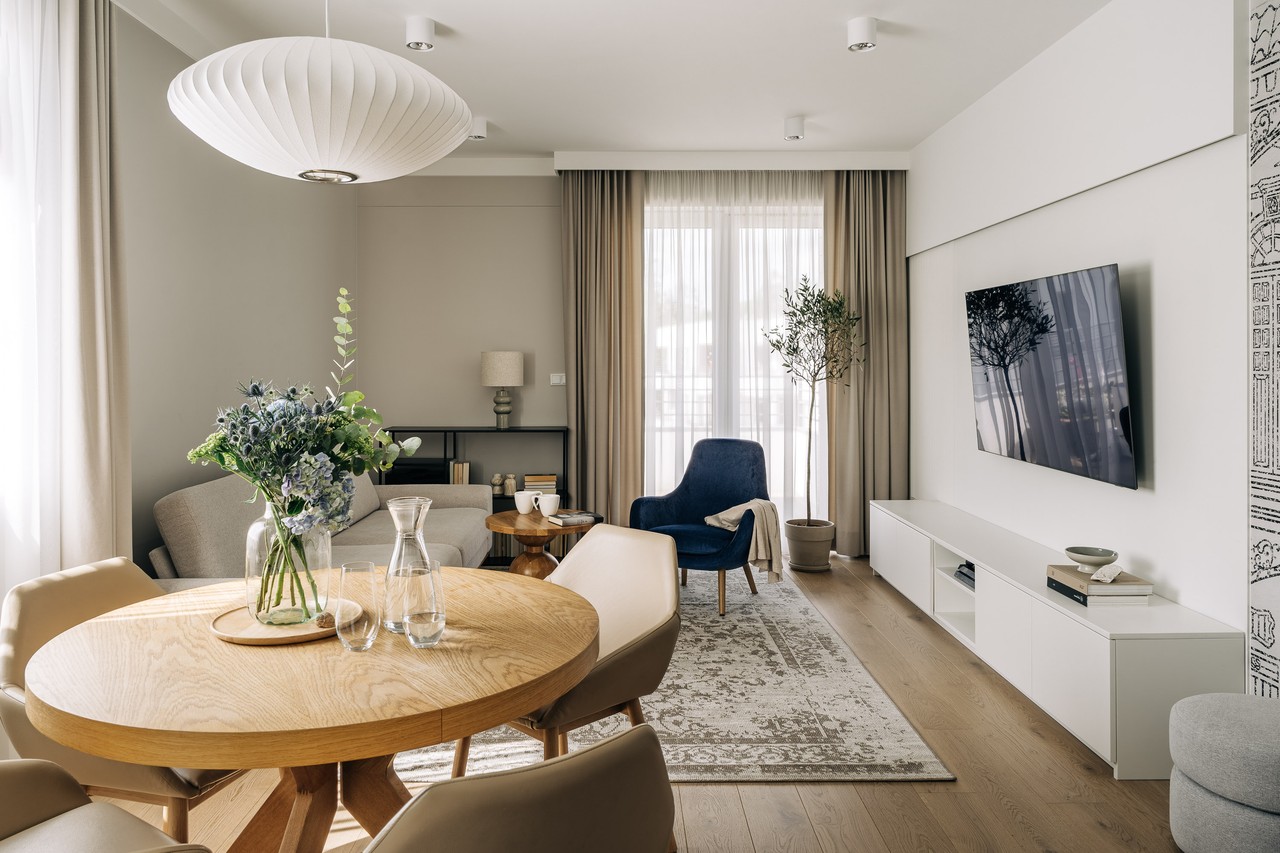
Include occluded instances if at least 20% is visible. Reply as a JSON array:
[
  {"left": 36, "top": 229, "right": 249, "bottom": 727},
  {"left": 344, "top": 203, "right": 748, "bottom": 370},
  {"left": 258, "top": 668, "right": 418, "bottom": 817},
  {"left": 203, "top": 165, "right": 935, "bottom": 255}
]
[{"left": 1064, "top": 546, "right": 1118, "bottom": 571}]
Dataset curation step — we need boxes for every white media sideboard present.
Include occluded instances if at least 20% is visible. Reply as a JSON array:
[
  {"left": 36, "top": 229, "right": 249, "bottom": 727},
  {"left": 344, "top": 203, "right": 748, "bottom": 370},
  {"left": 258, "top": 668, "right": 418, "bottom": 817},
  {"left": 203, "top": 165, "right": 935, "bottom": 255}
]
[{"left": 869, "top": 500, "right": 1244, "bottom": 780}]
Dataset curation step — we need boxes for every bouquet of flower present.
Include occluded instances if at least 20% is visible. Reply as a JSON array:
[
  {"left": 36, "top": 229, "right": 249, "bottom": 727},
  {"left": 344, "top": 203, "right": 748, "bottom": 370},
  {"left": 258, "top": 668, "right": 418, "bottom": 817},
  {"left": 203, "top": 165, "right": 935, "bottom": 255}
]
[{"left": 189, "top": 289, "right": 417, "bottom": 623}]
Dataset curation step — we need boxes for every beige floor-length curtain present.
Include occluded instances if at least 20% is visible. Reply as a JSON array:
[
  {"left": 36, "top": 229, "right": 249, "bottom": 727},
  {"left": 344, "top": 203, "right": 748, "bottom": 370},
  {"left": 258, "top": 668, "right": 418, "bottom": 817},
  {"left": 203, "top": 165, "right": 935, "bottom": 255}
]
[
  {"left": 825, "top": 171, "right": 909, "bottom": 556},
  {"left": 562, "top": 171, "right": 645, "bottom": 524},
  {"left": 0, "top": 0, "right": 129, "bottom": 603}
]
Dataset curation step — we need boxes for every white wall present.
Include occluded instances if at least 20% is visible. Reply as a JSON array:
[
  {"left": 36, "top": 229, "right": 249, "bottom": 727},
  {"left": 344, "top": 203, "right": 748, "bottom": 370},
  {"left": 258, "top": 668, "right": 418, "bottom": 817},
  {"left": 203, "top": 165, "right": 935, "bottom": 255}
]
[
  {"left": 355, "top": 178, "right": 567, "bottom": 486},
  {"left": 907, "top": 0, "right": 1243, "bottom": 256},
  {"left": 114, "top": 10, "right": 358, "bottom": 568},
  {"left": 906, "top": 0, "right": 1247, "bottom": 629},
  {"left": 910, "top": 132, "right": 1246, "bottom": 630}
]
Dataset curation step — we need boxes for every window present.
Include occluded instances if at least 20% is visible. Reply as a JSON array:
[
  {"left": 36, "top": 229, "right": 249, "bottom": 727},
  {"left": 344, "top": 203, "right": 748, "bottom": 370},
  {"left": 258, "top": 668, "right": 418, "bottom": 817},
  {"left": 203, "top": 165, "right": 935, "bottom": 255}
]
[{"left": 643, "top": 171, "right": 825, "bottom": 522}]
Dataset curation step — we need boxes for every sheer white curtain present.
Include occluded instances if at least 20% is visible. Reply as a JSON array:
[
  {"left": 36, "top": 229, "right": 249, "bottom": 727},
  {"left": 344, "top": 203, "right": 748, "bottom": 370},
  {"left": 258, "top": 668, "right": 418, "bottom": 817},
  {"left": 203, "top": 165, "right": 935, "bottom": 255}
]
[
  {"left": 643, "top": 171, "right": 825, "bottom": 523},
  {"left": 0, "top": 0, "right": 128, "bottom": 607}
]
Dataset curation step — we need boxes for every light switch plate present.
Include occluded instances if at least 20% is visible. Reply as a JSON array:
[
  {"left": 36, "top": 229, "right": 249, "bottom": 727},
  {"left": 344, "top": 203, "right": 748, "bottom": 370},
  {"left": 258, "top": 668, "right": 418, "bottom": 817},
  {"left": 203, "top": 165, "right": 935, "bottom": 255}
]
[{"left": 550, "top": 373, "right": 566, "bottom": 386}]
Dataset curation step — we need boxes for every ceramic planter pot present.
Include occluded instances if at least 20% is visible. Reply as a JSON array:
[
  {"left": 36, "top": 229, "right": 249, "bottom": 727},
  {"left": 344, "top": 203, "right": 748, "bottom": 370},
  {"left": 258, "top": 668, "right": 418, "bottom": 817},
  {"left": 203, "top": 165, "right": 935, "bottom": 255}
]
[{"left": 785, "top": 518, "right": 835, "bottom": 572}]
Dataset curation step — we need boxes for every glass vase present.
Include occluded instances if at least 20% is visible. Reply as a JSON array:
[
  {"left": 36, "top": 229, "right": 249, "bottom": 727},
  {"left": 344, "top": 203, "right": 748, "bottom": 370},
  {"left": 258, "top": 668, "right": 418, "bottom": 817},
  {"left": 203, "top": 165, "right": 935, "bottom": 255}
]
[
  {"left": 245, "top": 502, "right": 331, "bottom": 626},
  {"left": 383, "top": 496, "right": 434, "bottom": 633}
]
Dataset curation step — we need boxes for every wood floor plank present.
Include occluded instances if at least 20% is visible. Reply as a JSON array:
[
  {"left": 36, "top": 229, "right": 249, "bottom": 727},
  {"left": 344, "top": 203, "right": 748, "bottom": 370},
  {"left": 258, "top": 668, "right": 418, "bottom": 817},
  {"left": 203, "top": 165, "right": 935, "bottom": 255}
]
[
  {"left": 678, "top": 785, "right": 755, "bottom": 853},
  {"left": 857, "top": 784, "right": 960, "bottom": 853},
  {"left": 917, "top": 791, "right": 1024, "bottom": 852},
  {"left": 796, "top": 783, "right": 891, "bottom": 853},
  {"left": 737, "top": 784, "right": 824, "bottom": 853},
  {"left": 1076, "top": 800, "right": 1179, "bottom": 852},
  {"left": 671, "top": 784, "right": 687, "bottom": 852}
]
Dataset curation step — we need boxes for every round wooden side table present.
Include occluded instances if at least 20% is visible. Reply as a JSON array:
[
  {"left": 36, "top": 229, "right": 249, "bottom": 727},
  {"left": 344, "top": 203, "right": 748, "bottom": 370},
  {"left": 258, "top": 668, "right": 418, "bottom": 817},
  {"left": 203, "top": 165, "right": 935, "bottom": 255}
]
[{"left": 486, "top": 510, "right": 597, "bottom": 579}]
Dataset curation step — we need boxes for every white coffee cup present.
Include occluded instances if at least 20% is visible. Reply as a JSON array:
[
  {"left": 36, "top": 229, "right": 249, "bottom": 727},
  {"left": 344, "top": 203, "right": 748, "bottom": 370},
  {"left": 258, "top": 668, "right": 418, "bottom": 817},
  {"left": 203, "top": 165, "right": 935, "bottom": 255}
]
[
  {"left": 514, "top": 490, "right": 537, "bottom": 514},
  {"left": 533, "top": 492, "right": 560, "bottom": 516}
]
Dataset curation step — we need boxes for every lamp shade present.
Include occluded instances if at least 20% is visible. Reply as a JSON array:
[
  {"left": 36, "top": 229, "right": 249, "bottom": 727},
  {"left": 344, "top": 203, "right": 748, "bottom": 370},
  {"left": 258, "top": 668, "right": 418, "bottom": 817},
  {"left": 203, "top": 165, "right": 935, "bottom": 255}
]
[
  {"left": 167, "top": 37, "right": 471, "bottom": 184},
  {"left": 481, "top": 352, "right": 524, "bottom": 387}
]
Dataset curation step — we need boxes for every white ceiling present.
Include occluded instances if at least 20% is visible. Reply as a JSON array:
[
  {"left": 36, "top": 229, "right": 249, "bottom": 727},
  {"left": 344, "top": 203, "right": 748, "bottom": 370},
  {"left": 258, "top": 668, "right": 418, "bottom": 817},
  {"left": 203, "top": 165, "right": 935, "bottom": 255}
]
[{"left": 114, "top": 0, "right": 1111, "bottom": 160}]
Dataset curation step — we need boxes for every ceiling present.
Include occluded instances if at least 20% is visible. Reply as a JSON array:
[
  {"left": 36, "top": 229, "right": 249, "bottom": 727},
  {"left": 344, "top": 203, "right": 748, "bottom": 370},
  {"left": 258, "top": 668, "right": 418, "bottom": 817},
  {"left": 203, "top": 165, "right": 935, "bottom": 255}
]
[{"left": 114, "top": 0, "right": 1111, "bottom": 160}]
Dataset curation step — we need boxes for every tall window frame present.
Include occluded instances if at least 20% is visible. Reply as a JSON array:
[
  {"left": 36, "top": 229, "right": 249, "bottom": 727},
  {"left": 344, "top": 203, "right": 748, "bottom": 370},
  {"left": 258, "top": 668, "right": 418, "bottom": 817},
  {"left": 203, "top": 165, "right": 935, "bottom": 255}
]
[{"left": 642, "top": 171, "right": 826, "bottom": 523}]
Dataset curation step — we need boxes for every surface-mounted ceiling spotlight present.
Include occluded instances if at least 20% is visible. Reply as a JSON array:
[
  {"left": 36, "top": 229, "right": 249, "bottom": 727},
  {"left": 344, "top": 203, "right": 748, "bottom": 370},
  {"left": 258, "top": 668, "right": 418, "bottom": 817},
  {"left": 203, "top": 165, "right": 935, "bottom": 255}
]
[
  {"left": 406, "top": 16, "right": 435, "bottom": 51},
  {"left": 847, "top": 17, "right": 878, "bottom": 52},
  {"left": 468, "top": 117, "right": 488, "bottom": 140},
  {"left": 784, "top": 116, "right": 805, "bottom": 141}
]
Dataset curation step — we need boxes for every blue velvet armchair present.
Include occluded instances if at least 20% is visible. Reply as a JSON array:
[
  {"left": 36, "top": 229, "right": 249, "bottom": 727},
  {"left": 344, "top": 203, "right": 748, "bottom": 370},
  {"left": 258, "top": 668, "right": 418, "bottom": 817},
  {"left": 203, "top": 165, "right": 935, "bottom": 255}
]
[{"left": 629, "top": 438, "right": 769, "bottom": 615}]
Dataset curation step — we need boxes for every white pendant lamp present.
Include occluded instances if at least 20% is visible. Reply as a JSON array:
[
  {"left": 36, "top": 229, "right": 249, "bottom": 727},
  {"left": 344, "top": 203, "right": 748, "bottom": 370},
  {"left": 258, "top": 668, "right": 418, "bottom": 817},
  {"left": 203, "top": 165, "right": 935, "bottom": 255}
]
[{"left": 168, "top": 36, "right": 471, "bottom": 183}]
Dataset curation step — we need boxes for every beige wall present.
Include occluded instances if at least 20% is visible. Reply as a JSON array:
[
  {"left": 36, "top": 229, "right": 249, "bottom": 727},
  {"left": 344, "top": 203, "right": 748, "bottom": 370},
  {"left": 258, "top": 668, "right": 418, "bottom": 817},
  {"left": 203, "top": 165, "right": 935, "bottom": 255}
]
[
  {"left": 356, "top": 178, "right": 567, "bottom": 485},
  {"left": 114, "top": 10, "right": 358, "bottom": 569}
]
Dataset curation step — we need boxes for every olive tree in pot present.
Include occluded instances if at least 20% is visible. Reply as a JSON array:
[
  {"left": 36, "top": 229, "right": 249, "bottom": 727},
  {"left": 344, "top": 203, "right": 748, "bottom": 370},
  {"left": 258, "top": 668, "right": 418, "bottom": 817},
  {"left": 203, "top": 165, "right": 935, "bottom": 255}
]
[{"left": 764, "top": 276, "right": 861, "bottom": 572}]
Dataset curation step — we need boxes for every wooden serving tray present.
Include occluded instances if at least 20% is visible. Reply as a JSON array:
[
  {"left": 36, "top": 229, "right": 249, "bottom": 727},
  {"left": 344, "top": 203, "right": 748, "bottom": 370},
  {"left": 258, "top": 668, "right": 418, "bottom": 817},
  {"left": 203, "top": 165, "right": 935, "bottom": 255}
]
[{"left": 210, "top": 599, "right": 361, "bottom": 646}]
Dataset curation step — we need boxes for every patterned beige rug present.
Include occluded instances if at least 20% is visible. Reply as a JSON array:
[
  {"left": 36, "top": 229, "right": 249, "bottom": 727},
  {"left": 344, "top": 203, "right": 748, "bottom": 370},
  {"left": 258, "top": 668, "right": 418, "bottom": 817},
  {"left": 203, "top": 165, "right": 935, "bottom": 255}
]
[{"left": 396, "top": 572, "right": 953, "bottom": 783}]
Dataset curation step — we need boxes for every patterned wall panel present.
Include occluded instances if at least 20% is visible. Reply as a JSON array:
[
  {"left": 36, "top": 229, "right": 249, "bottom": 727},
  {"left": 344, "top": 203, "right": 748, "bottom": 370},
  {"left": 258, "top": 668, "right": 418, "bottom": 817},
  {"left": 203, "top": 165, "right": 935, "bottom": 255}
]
[{"left": 1250, "top": 3, "right": 1280, "bottom": 697}]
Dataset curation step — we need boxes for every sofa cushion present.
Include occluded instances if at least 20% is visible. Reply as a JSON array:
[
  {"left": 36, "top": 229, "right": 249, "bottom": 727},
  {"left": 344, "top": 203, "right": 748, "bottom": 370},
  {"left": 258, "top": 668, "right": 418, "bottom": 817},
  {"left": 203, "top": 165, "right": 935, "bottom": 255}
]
[
  {"left": 333, "top": 507, "right": 491, "bottom": 567},
  {"left": 154, "top": 476, "right": 492, "bottom": 579},
  {"left": 154, "top": 476, "right": 262, "bottom": 579},
  {"left": 347, "top": 473, "right": 381, "bottom": 527}
]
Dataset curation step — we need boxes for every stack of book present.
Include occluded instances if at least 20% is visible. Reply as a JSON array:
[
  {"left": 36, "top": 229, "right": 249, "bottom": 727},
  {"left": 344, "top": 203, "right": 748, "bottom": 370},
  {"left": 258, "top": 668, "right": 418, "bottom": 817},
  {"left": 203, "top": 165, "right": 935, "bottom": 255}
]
[
  {"left": 1045, "top": 564, "right": 1153, "bottom": 607},
  {"left": 449, "top": 460, "right": 470, "bottom": 484},
  {"left": 524, "top": 474, "right": 557, "bottom": 495},
  {"left": 547, "top": 510, "right": 603, "bottom": 527},
  {"left": 954, "top": 561, "right": 976, "bottom": 590}
]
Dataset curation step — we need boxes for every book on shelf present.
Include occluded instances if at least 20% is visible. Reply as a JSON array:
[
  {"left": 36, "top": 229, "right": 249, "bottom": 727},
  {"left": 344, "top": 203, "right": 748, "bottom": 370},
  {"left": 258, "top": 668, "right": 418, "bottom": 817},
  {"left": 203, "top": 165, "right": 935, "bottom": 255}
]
[
  {"left": 1046, "top": 576, "right": 1150, "bottom": 607},
  {"left": 523, "top": 474, "right": 558, "bottom": 494},
  {"left": 1046, "top": 564, "right": 1152, "bottom": 596},
  {"left": 546, "top": 511, "right": 603, "bottom": 526},
  {"left": 450, "top": 460, "right": 471, "bottom": 485}
]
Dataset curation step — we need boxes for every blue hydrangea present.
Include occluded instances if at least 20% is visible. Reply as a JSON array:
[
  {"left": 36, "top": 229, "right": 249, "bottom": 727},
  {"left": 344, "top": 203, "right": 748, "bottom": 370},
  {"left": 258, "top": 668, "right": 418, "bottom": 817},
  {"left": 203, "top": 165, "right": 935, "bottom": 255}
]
[{"left": 281, "top": 453, "right": 354, "bottom": 534}]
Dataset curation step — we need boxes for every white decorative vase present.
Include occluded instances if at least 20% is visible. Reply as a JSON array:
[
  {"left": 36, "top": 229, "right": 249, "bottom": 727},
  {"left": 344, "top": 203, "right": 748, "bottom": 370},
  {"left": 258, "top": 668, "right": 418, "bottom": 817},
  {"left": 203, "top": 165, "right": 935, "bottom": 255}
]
[{"left": 785, "top": 519, "right": 835, "bottom": 572}]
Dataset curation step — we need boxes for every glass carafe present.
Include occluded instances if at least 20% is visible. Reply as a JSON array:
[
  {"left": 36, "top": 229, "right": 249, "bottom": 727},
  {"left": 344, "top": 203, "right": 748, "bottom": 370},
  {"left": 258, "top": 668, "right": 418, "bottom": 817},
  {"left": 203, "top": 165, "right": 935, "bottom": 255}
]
[{"left": 384, "top": 496, "right": 433, "bottom": 633}]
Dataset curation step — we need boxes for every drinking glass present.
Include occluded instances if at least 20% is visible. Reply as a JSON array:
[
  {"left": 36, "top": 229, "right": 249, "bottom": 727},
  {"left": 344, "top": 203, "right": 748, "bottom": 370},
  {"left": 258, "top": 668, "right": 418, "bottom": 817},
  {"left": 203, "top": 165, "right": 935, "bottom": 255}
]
[
  {"left": 336, "top": 561, "right": 380, "bottom": 652},
  {"left": 402, "top": 559, "right": 446, "bottom": 649}
]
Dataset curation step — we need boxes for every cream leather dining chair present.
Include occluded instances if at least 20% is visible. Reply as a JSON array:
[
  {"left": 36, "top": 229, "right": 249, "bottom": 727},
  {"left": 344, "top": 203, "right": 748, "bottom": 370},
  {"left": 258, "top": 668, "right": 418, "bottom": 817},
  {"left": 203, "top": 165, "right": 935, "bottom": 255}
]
[
  {"left": 452, "top": 524, "right": 680, "bottom": 775},
  {"left": 370, "top": 725, "right": 674, "bottom": 853},
  {"left": 0, "top": 558, "right": 242, "bottom": 843},
  {"left": 0, "top": 759, "right": 211, "bottom": 852}
]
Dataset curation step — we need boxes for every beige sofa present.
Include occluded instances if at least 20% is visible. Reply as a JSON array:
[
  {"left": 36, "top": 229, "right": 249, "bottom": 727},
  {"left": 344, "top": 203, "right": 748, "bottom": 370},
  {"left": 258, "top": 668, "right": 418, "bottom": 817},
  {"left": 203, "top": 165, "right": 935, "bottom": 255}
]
[{"left": 149, "top": 473, "right": 492, "bottom": 586}]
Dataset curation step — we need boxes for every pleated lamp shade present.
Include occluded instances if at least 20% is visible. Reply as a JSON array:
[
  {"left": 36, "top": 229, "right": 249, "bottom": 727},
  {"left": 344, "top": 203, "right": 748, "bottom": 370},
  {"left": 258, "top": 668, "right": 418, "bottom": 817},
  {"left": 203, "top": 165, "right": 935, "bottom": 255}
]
[{"left": 168, "top": 37, "right": 472, "bottom": 184}]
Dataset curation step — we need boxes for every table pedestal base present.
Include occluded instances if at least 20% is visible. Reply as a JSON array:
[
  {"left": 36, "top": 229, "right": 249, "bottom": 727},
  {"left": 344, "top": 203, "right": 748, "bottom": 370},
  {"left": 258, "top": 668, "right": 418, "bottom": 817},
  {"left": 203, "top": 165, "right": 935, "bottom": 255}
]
[
  {"left": 511, "top": 533, "right": 560, "bottom": 579},
  {"left": 341, "top": 754, "right": 412, "bottom": 834},
  {"left": 228, "top": 765, "right": 337, "bottom": 853},
  {"left": 229, "top": 755, "right": 410, "bottom": 853}
]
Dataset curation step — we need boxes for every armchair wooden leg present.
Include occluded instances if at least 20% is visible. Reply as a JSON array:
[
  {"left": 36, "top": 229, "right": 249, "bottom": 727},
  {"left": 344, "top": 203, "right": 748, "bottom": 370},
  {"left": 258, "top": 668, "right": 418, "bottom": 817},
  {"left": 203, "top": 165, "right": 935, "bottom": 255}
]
[
  {"left": 162, "top": 798, "right": 189, "bottom": 843},
  {"left": 742, "top": 565, "right": 758, "bottom": 595},
  {"left": 681, "top": 568, "right": 687, "bottom": 587},
  {"left": 718, "top": 570, "right": 726, "bottom": 616},
  {"left": 625, "top": 697, "right": 646, "bottom": 725},
  {"left": 558, "top": 732, "right": 569, "bottom": 755},
  {"left": 543, "top": 727, "right": 561, "bottom": 760},
  {"left": 451, "top": 736, "right": 471, "bottom": 778}
]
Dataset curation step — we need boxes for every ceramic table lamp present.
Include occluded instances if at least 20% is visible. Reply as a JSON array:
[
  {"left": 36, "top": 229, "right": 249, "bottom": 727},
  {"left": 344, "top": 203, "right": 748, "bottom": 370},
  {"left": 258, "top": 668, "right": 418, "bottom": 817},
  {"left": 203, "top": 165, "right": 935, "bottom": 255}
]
[{"left": 481, "top": 351, "right": 524, "bottom": 429}]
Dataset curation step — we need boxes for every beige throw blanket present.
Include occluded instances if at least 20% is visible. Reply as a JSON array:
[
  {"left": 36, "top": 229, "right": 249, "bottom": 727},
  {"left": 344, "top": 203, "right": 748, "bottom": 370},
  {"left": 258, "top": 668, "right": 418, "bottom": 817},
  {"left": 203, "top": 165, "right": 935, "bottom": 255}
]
[{"left": 704, "top": 499, "right": 783, "bottom": 583}]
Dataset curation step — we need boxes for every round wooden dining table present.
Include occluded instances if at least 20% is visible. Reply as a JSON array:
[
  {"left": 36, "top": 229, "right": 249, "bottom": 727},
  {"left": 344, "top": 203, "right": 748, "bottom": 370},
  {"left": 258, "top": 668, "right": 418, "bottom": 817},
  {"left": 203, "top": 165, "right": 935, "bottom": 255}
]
[{"left": 23, "top": 566, "right": 599, "bottom": 853}]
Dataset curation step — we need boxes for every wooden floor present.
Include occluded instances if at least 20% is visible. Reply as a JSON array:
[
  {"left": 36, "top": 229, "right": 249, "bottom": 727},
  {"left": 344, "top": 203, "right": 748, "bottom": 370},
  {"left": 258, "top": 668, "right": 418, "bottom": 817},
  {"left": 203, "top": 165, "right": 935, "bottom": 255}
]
[{"left": 105, "top": 556, "right": 1179, "bottom": 852}]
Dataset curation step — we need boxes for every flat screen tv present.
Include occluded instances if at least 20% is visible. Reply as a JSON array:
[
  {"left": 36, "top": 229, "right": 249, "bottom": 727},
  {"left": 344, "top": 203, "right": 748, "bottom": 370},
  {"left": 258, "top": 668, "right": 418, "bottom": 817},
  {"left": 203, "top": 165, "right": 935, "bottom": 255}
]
[{"left": 965, "top": 263, "right": 1137, "bottom": 489}]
